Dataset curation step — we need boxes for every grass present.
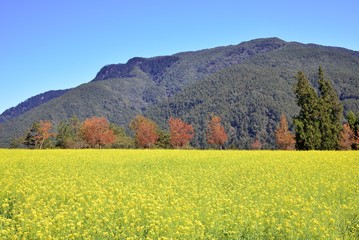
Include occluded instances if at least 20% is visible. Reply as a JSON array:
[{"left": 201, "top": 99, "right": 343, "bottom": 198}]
[{"left": 0, "top": 149, "right": 358, "bottom": 239}]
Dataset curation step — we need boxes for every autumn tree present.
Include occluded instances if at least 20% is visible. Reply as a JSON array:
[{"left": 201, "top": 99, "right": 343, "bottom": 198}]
[
  {"left": 24, "top": 120, "right": 54, "bottom": 149},
  {"left": 275, "top": 114, "right": 295, "bottom": 150},
  {"left": 169, "top": 117, "right": 194, "bottom": 148},
  {"left": 36, "top": 120, "right": 55, "bottom": 149},
  {"left": 250, "top": 135, "right": 262, "bottom": 150},
  {"left": 81, "top": 117, "right": 115, "bottom": 148},
  {"left": 206, "top": 116, "right": 227, "bottom": 149},
  {"left": 339, "top": 123, "right": 355, "bottom": 150},
  {"left": 130, "top": 115, "right": 159, "bottom": 148}
]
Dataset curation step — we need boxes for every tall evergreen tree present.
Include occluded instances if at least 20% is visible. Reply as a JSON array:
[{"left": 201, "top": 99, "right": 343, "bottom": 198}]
[
  {"left": 317, "top": 67, "right": 343, "bottom": 149},
  {"left": 293, "top": 71, "right": 321, "bottom": 150},
  {"left": 293, "top": 68, "right": 343, "bottom": 150}
]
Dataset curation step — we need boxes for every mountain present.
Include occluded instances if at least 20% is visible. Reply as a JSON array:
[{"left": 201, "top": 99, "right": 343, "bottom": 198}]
[
  {"left": 0, "top": 89, "right": 70, "bottom": 123},
  {"left": 1, "top": 38, "right": 358, "bottom": 148}
]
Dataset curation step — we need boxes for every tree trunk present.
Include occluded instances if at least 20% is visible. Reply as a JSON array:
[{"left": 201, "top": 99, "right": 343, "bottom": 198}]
[{"left": 39, "top": 139, "right": 44, "bottom": 149}]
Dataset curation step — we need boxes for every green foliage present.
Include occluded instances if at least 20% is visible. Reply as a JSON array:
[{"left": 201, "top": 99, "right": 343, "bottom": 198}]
[
  {"left": 293, "top": 68, "right": 343, "bottom": 150},
  {"left": 23, "top": 122, "right": 40, "bottom": 149},
  {"left": 346, "top": 111, "right": 359, "bottom": 133},
  {"left": 55, "top": 116, "right": 84, "bottom": 148},
  {"left": 109, "top": 123, "right": 135, "bottom": 149},
  {"left": 293, "top": 71, "right": 322, "bottom": 150},
  {"left": 147, "top": 64, "right": 297, "bottom": 149},
  {"left": 22, "top": 122, "right": 54, "bottom": 149},
  {"left": 10, "top": 136, "right": 26, "bottom": 149},
  {"left": 0, "top": 89, "right": 70, "bottom": 123},
  {"left": 345, "top": 111, "right": 359, "bottom": 149},
  {"left": 0, "top": 38, "right": 359, "bottom": 148},
  {"left": 155, "top": 130, "right": 172, "bottom": 149},
  {"left": 317, "top": 67, "right": 343, "bottom": 149}
]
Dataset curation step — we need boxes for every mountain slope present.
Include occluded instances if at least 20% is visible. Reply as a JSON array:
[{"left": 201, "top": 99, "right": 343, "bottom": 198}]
[
  {"left": 0, "top": 38, "right": 287, "bottom": 147},
  {"left": 147, "top": 42, "right": 359, "bottom": 148},
  {"left": 0, "top": 89, "right": 70, "bottom": 123},
  {"left": 0, "top": 38, "right": 285, "bottom": 124},
  {"left": 92, "top": 38, "right": 286, "bottom": 96},
  {"left": 146, "top": 64, "right": 297, "bottom": 148},
  {"left": 0, "top": 38, "right": 358, "bottom": 148}
]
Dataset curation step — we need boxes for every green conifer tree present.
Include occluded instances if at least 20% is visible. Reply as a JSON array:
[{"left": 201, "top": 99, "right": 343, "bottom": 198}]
[
  {"left": 293, "top": 68, "right": 343, "bottom": 150},
  {"left": 317, "top": 67, "right": 343, "bottom": 149},
  {"left": 293, "top": 71, "right": 321, "bottom": 150}
]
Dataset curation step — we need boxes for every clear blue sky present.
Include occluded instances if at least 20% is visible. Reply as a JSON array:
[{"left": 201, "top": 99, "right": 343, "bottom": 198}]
[{"left": 1, "top": 0, "right": 358, "bottom": 114}]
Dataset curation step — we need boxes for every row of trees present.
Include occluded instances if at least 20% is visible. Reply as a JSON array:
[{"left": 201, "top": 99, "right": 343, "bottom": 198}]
[
  {"left": 11, "top": 67, "right": 359, "bottom": 150},
  {"left": 13, "top": 115, "right": 229, "bottom": 149},
  {"left": 293, "top": 67, "right": 359, "bottom": 150},
  {"left": 12, "top": 111, "right": 359, "bottom": 151},
  {"left": 273, "top": 110, "right": 359, "bottom": 150}
]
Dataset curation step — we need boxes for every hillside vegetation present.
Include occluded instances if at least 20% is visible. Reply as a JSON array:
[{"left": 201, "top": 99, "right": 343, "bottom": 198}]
[
  {"left": 0, "top": 38, "right": 358, "bottom": 148},
  {"left": 148, "top": 43, "right": 359, "bottom": 148},
  {"left": 0, "top": 89, "right": 70, "bottom": 123}
]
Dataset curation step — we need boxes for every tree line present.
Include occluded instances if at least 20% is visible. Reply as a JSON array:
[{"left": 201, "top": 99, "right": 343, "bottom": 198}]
[
  {"left": 293, "top": 67, "right": 358, "bottom": 150},
  {"left": 11, "top": 67, "right": 359, "bottom": 150},
  {"left": 11, "top": 115, "right": 228, "bottom": 150}
]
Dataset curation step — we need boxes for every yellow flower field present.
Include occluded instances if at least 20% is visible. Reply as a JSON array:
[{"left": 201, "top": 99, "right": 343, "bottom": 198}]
[{"left": 0, "top": 150, "right": 358, "bottom": 239}]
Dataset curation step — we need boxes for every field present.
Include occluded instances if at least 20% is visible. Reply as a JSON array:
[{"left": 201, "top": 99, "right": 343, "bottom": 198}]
[{"left": 0, "top": 150, "right": 358, "bottom": 239}]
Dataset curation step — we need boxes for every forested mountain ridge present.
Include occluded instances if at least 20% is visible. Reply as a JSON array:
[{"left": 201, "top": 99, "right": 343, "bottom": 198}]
[
  {"left": 0, "top": 38, "right": 358, "bottom": 148},
  {"left": 92, "top": 37, "right": 286, "bottom": 97},
  {"left": 0, "top": 89, "right": 70, "bottom": 123},
  {"left": 0, "top": 38, "right": 285, "bottom": 123}
]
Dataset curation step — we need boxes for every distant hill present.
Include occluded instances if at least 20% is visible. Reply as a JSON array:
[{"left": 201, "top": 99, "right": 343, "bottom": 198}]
[
  {"left": 0, "top": 89, "right": 70, "bottom": 123},
  {"left": 1, "top": 38, "right": 358, "bottom": 148}
]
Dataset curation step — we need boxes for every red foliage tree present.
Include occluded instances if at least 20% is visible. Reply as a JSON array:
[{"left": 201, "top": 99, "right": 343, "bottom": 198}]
[
  {"left": 339, "top": 123, "right": 356, "bottom": 150},
  {"left": 35, "top": 120, "right": 55, "bottom": 149},
  {"left": 206, "top": 116, "right": 228, "bottom": 149},
  {"left": 169, "top": 117, "right": 194, "bottom": 148},
  {"left": 275, "top": 114, "right": 296, "bottom": 150},
  {"left": 250, "top": 135, "right": 262, "bottom": 150},
  {"left": 130, "top": 115, "right": 159, "bottom": 148},
  {"left": 81, "top": 117, "right": 115, "bottom": 148}
]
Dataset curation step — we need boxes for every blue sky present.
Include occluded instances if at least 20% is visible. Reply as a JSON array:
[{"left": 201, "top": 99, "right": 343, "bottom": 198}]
[{"left": 1, "top": 0, "right": 358, "bottom": 114}]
